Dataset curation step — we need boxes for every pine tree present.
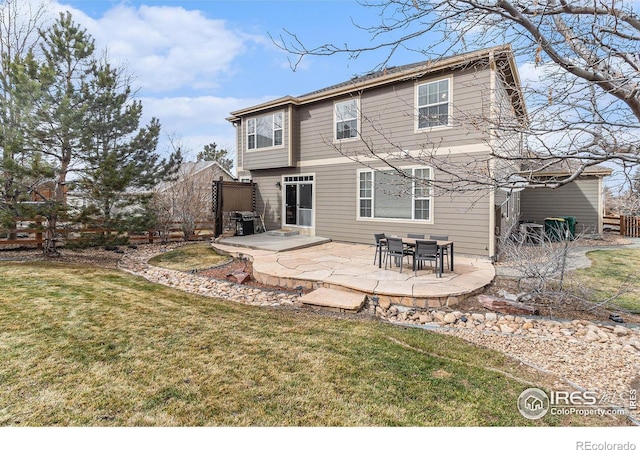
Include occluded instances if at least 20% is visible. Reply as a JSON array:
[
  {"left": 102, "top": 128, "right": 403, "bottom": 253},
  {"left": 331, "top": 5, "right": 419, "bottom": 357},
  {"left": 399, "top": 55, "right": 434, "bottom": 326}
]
[
  {"left": 196, "top": 142, "right": 233, "bottom": 172},
  {"left": 26, "top": 12, "right": 94, "bottom": 254},
  {"left": 77, "top": 59, "right": 182, "bottom": 229},
  {"left": 19, "top": 12, "right": 181, "bottom": 253},
  {"left": 0, "top": 0, "right": 47, "bottom": 235}
]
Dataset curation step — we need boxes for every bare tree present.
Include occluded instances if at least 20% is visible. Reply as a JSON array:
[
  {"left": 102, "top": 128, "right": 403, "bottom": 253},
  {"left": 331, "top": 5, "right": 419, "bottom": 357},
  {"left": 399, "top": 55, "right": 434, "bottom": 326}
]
[
  {"left": 273, "top": 0, "right": 640, "bottom": 190},
  {"left": 496, "top": 224, "right": 636, "bottom": 317},
  {"left": 148, "top": 191, "right": 173, "bottom": 244},
  {"left": 153, "top": 162, "right": 213, "bottom": 241},
  {"left": 605, "top": 170, "right": 640, "bottom": 216}
]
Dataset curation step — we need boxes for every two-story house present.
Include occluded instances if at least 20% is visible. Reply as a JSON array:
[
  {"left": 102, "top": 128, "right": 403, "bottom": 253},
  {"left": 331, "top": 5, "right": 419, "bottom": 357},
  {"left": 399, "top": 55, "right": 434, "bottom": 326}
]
[{"left": 227, "top": 45, "right": 526, "bottom": 259}]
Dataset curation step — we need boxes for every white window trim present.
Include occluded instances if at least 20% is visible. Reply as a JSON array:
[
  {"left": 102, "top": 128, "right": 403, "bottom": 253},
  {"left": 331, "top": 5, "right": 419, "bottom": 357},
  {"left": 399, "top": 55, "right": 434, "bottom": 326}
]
[
  {"left": 333, "top": 97, "right": 360, "bottom": 143},
  {"left": 246, "top": 111, "right": 285, "bottom": 152},
  {"left": 356, "top": 166, "right": 434, "bottom": 224},
  {"left": 415, "top": 76, "right": 453, "bottom": 133}
]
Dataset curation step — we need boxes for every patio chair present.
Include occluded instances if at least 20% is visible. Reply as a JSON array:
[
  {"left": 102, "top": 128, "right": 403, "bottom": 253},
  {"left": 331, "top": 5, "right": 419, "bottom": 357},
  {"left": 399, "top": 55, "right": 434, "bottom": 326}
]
[
  {"left": 430, "top": 234, "right": 450, "bottom": 270},
  {"left": 384, "top": 237, "right": 412, "bottom": 272},
  {"left": 407, "top": 233, "right": 425, "bottom": 239},
  {"left": 413, "top": 240, "right": 439, "bottom": 276},
  {"left": 373, "top": 233, "right": 388, "bottom": 265}
]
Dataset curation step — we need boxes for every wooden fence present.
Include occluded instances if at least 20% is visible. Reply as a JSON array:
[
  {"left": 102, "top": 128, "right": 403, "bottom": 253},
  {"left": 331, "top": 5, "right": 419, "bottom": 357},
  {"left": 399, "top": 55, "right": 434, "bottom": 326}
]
[
  {"left": 603, "top": 215, "right": 640, "bottom": 237},
  {"left": 0, "top": 220, "right": 215, "bottom": 249},
  {"left": 620, "top": 215, "right": 640, "bottom": 238}
]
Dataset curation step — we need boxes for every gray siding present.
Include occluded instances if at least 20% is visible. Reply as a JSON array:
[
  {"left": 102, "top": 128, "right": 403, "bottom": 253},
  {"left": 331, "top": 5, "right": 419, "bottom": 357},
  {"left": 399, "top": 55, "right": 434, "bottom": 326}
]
[
  {"left": 241, "top": 107, "right": 293, "bottom": 170},
  {"left": 296, "top": 69, "right": 493, "bottom": 163},
  {"left": 251, "top": 153, "right": 493, "bottom": 257},
  {"left": 253, "top": 173, "right": 284, "bottom": 230},
  {"left": 520, "top": 179, "right": 602, "bottom": 234}
]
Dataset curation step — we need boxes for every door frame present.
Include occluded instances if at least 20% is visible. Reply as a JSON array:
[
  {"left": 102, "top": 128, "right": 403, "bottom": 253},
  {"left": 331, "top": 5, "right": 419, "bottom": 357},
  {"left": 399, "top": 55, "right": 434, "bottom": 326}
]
[{"left": 281, "top": 173, "right": 315, "bottom": 233}]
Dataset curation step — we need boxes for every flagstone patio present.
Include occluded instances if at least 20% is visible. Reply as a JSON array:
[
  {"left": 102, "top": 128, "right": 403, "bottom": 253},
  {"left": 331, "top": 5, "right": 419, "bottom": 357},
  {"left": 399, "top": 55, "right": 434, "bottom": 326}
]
[{"left": 213, "top": 235, "right": 495, "bottom": 309}]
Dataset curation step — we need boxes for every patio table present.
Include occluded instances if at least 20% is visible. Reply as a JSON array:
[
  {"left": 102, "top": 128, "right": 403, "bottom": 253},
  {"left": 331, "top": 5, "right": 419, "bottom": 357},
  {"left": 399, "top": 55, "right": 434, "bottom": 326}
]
[{"left": 378, "top": 237, "right": 454, "bottom": 277}]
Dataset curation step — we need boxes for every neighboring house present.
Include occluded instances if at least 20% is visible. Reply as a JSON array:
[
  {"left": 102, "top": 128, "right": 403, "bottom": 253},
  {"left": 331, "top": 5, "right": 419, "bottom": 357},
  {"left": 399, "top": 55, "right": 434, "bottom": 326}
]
[
  {"left": 154, "top": 160, "right": 236, "bottom": 220},
  {"left": 519, "top": 163, "right": 612, "bottom": 236},
  {"left": 227, "top": 45, "right": 527, "bottom": 259}
]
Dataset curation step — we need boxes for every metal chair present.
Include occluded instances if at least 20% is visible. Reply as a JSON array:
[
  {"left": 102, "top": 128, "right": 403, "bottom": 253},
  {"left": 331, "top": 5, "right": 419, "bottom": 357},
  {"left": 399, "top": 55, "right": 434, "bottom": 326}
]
[
  {"left": 407, "top": 233, "right": 425, "bottom": 239},
  {"left": 373, "top": 233, "right": 387, "bottom": 265},
  {"left": 384, "top": 237, "right": 412, "bottom": 272},
  {"left": 413, "top": 240, "right": 439, "bottom": 276},
  {"left": 430, "top": 234, "right": 450, "bottom": 269}
]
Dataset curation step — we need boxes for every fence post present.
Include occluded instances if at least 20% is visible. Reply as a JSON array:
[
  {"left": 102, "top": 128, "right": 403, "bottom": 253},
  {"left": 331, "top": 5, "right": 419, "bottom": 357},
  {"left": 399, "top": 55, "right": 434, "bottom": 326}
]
[
  {"left": 620, "top": 215, "right": 625, "bottom": 237},
  {"left": 35, "top": 218, "right": 43, "bottom": 250},
  {"left": 212, "top": 178, "right": 223, "bottom": 237}
]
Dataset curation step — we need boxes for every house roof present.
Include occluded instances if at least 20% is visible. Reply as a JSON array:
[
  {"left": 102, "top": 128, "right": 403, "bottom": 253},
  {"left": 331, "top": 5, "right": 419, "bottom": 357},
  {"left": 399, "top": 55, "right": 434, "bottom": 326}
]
[
  {"left": 519, "top": 160, "right": 613, "bottom": 179},
  {"left": 187, "top": 160, "right": 236, "bottom": 180},
  {"left": 227, "top": 44, "right": 525, "bottom": 122},
  {"left": 155, "top": 160, "right": 236, "bottom": 193}
]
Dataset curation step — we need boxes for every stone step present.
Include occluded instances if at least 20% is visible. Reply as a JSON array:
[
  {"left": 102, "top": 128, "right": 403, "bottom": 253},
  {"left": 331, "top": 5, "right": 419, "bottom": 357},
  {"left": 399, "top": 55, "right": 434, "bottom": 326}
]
[{"left": 300, "top": 287, "right": 366, "bottom": 313}]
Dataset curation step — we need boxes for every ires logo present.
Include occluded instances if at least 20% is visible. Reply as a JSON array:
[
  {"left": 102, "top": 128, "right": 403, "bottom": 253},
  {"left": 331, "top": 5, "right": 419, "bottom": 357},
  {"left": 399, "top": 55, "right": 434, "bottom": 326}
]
[
  {"left": 550, "top": 391, "right": 598, "bottom": 406},
  {"left": 518, "top": 388, "right": 631, "bottom": 420}
]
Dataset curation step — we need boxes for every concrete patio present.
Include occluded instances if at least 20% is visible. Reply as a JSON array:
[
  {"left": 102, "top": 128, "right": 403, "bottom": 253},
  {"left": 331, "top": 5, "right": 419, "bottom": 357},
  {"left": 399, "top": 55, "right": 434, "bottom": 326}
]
[{"left": 213, "top": 235, "right": 495, "bottom": 309}]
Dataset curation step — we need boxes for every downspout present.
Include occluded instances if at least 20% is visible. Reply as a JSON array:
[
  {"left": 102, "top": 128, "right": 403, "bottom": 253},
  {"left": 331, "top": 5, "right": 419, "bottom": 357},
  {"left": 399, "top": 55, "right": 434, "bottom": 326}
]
[
  {"left": 597, "top": 176, "right": 604, "bottom": 235},
  {"left": 488, "top": 50, "right": 497, "bottom": 260}
]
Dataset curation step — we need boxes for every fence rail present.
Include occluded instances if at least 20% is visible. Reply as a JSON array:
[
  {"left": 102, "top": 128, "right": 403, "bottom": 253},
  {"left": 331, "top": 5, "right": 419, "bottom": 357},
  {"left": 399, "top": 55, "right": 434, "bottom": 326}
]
[{"left": 0, "top": 220, "right": 215, "bottom": 249}]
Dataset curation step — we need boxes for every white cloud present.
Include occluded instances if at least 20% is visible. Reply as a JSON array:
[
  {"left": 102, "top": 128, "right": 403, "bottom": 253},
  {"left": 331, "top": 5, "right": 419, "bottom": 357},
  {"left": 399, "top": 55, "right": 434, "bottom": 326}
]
[
  {"left": 517, "top": 61, "right": 542, "bottom": 86},
  {"left": 29, "top": 1, "right": 284, "bottom": 167},
  {"left": 54, "top": 2, "right": 263, "bottom": 94}
]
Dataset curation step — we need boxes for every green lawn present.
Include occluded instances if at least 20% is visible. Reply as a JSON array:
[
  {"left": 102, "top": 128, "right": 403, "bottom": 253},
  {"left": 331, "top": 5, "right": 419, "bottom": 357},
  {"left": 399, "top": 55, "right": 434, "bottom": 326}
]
[
  {"left": 0, "top": 261, "right": 616, "bottom": 426},
  {"left": 570, "top": 247, "right": 640, "bottom": 313}
]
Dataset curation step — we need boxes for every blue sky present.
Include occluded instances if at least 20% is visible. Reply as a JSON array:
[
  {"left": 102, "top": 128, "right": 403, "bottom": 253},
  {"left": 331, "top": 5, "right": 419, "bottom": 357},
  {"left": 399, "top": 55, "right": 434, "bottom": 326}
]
[{"left": 41, "top": 0, "right": 425, "bottom": 163}]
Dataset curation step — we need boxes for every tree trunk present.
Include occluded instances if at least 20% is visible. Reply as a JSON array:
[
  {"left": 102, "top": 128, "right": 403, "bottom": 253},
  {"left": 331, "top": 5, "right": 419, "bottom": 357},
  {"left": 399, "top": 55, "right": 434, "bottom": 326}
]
[{"left": 43, "top": 214, "right": 60, "bottom": 256}]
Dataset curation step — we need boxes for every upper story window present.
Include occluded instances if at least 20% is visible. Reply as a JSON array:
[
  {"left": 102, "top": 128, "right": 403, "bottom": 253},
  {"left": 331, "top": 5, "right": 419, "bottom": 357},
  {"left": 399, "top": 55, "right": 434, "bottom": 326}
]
[
  {"left": 335, "top": 98, "right": 359, "bottom": 140},
  {"left": 247, "top": 111, "right": 283, "bottom": 150},
  {"left": 417, "top": 79, "right": 450, "bottom": 129}
]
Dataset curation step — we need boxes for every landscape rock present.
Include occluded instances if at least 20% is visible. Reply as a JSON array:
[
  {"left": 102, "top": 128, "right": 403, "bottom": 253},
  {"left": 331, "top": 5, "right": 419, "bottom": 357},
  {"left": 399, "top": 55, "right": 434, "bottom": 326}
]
[
  {"left": 499, "top": 324, "right": 515, "bottom": 334},
  {"left": 443, "top": 313, "right": 457, "bottom": 324},
  {"left": 583, "top": 331, "right": 599, "bottom": 343},
  {"left": 417, "top": 314, "right": 432, "bottom": 324},
  {"left": 478, "top": 294, "right": 539, "bottom": 315}
]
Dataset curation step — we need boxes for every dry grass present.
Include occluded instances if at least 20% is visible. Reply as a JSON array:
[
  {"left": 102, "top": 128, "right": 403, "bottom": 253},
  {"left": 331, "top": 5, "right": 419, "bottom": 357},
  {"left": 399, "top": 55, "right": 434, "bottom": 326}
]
[
  {"left": 0, "top": 261, "right": 623, "bottom": 426},
  {"left": 569, "top": 248, "right": 640, "bottom": 313},
  {"left": 147, "top": 244, "right": 230, "bottom": 271}
]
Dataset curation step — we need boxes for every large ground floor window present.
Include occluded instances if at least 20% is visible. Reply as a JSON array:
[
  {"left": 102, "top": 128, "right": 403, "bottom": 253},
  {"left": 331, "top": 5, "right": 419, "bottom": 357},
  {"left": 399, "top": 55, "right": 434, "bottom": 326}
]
[{"left": 358, "top": 167, "right": 432, "bottom": 221}]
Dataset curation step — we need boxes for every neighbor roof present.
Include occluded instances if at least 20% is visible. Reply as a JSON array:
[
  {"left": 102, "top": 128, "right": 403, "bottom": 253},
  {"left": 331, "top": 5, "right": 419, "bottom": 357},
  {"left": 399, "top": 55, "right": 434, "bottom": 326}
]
[{"left": 520, "top": 160, "right": 613, "bottom": 178}]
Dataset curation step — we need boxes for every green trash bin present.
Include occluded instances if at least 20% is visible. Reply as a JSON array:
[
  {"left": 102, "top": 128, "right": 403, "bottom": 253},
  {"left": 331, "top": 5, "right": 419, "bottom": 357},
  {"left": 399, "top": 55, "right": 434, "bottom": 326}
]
[
  {"left": 544, "top": 217, "right": 566, "bottom": 242},
  {"left": 562, "top": 216, "right": 576, "bottom": 240}
]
